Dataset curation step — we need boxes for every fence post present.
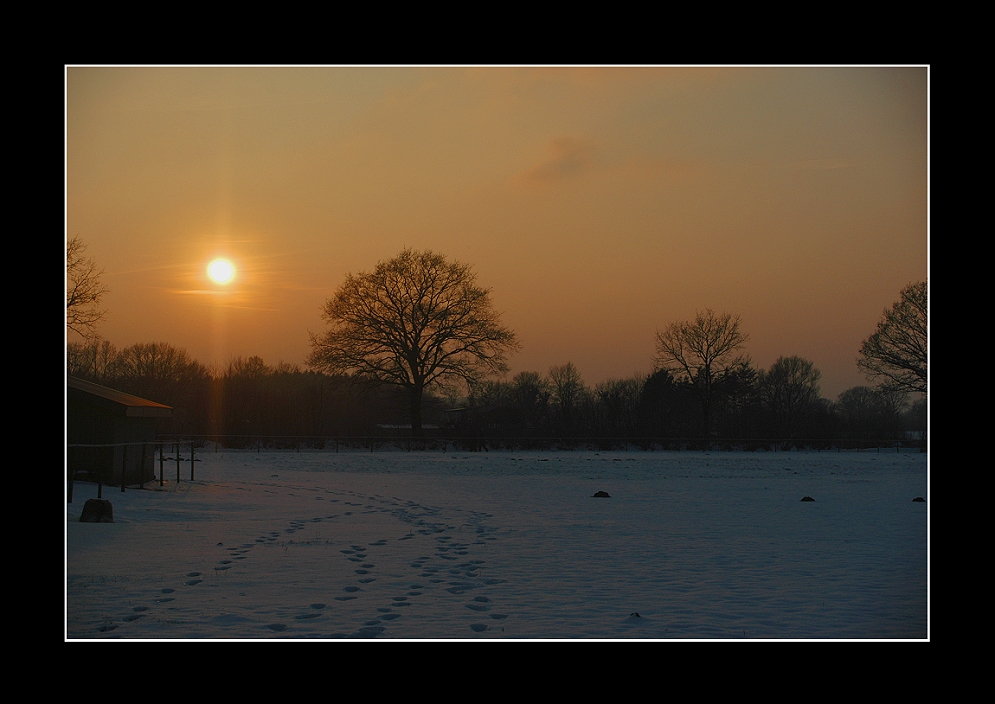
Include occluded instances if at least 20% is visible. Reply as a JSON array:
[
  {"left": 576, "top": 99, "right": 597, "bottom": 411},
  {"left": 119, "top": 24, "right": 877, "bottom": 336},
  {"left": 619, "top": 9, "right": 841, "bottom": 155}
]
[
  {"left": 140, "top": 442, "right": 147, "bottom": 486},
  {"left": 159, "top": 443, "right": 164, "bottom": 486},
  {"left": 121, "top": 444, "right": 127, "bottom": 493},
  {"left": 176, "top": 442, "right": 180, "bottom": 483},
  {"left": 191, "top": 441, "right": 195, "bottom": 481}
]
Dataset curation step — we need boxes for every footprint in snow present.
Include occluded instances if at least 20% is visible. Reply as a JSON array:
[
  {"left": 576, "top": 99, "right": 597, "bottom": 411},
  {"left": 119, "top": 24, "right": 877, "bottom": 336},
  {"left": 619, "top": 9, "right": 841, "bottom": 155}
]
[{"left": 350, "top": 626, "right": 384, "bottom": 638}]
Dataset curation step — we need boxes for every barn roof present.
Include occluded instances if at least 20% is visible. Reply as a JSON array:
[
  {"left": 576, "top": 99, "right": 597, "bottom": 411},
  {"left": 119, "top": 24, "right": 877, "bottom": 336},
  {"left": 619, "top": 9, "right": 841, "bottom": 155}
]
[{"left": 67, "top": 376, "right": 172, "bottom": 418}]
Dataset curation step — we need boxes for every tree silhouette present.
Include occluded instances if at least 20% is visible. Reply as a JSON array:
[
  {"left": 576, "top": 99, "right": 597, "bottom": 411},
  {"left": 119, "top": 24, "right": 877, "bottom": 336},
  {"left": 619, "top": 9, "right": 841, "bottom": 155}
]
[
  {"left": 654, "top": 309, "right": 749, "bottom": 436},
  {"left": 510, "top": 371, "right": 552, "bottom": 433},
  {"left": 549, "top": 362, "right": 588, "bottom": 434},
  {"left": 66, "top": 235, "right": 109, "bottom": 338},
  {"left": 759, "top": 356, "right": 821, "bottom": 437},
  {"left": 858, "top": 281, "right": 927, "bottom": 395},
  {"left": 835, "top": 385, "right": 907, "bottom": 441},
  {"left": 308, "top": 249, "right": 519, "bottom": 436}
]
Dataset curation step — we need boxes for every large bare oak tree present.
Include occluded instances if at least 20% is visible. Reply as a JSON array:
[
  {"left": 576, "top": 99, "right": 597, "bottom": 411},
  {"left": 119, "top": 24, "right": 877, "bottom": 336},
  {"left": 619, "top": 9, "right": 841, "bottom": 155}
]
[
  {"left": 858, "top": 281, "right": 927, "bottom": 395},
  {"left": 308, "top": 249, "right": 519, "bottom": 435},
  {"left": 654, "top": 309, "right": 749, "bottom": 436}
]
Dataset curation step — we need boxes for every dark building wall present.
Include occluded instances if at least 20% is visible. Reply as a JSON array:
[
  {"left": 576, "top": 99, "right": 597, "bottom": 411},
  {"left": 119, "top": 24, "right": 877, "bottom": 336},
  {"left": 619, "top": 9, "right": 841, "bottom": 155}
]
[{"left": 67, "top": 398, "right": 159, "bottom": 484}]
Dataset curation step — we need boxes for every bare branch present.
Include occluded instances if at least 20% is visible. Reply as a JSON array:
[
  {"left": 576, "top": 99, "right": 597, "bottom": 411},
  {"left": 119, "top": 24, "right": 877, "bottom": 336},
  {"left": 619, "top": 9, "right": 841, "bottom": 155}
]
[
  {"left": 66, "top": 235, "right": 109, "bottom": 338},
  {"left": 654, "top": 309, "right": 749, "bottom": 386},
  {"left": 857, "top": 282, "right": 927, "bottom": 395},
  {"left": 653, "top": 309, "right": 749, "bottom": 435}
]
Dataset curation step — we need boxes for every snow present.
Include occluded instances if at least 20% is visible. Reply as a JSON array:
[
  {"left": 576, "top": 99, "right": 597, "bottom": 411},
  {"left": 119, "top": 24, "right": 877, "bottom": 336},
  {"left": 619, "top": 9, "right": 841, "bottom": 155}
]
[{"left": 66, "top": 448, "right": 928, "bottom": 640}]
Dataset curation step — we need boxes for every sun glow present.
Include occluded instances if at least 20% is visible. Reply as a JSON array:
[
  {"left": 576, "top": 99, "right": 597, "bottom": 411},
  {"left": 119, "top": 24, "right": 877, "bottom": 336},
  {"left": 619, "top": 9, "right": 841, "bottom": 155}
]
[{"left": 207, "top": 259, "right": 235, "bottom": 284}]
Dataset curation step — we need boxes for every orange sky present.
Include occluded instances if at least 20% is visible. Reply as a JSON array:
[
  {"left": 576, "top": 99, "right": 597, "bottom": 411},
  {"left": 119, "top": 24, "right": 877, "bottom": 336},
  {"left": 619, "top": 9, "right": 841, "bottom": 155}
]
[{"left": 66, "top": 66, "right": 928, "bottom": 400}]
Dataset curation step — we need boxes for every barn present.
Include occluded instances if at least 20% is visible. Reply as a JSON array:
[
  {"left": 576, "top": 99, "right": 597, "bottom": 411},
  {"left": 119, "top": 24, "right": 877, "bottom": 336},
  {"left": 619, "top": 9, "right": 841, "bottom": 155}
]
[{"left": 67, "top": 376, "right": 172, "bottom": 485}]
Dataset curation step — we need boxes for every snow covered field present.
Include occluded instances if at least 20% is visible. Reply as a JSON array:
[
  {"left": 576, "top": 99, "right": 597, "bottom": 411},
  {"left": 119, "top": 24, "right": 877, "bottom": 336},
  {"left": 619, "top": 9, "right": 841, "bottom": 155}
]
[{"left": 66, "top": 449, "right": 928, "bottom": 640}]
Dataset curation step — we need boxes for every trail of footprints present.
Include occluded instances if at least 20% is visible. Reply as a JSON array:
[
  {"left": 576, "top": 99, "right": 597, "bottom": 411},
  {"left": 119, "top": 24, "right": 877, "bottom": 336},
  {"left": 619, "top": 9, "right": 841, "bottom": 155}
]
[
  {"left": 321, "top": 491, "right": 508, "bottom": 638},
  {"left": 94, "top": 483, "right": 507, "bottom": 638}
]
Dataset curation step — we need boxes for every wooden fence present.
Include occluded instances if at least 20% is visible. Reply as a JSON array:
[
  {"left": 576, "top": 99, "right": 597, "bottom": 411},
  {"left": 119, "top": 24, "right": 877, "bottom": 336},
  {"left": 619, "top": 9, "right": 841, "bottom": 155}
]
[
  {"left": 66, "top": 440, "right": 198, "bottom": 502},
  {"left": 158, "top": 434, "right": 926, "bottom": 454}
]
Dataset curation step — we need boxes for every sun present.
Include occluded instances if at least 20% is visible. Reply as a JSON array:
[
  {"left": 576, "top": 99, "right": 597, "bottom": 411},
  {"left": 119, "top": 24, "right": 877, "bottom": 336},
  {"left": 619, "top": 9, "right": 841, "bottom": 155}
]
[{"left": 207, "top": 258, "right": 235, "bottom": 284}]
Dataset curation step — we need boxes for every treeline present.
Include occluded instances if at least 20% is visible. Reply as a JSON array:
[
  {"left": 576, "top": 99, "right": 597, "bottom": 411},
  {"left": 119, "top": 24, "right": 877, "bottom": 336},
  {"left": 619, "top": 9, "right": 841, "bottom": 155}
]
[
  {"left": 462, "top": 359, "right": 923, "bottom": 443},
  {"left": 67, "top": 340, "right": 438, "bottom": 442},
  {"left": 68, "top": 340, "right": 923, "bottom": 445}
]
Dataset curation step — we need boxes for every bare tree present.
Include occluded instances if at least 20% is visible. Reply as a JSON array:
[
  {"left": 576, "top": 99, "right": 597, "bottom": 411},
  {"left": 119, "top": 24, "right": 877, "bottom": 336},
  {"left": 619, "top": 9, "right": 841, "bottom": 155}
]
[
  {"left": 835, "top": 385, "right": 908, "bottom": 441},
  {"left": 549, "top": 362, "right": 588, "bottom": 433},
  {"left": 858, "top": 281, "right": 927, "bottom": 395},
  {"left": 759, "top": 356, "right": 822, "bottom": 437},
  {"left": 308, "top": 249, "right": 520, "bottom": 436},
  {"left": 106, "top": 342, "right": 211, "bottom": 434},
  {"left": 654, "top": 309, "right": 749, "bottom": 436},
  {"left": 111, "top": 342, "right": 209, "bottom": 399},
  {"left": 66, "top": 235, "right": 109, "bottom": 338},
  {"left": 511, "top": 371, "right": 552, "bottom": 432},
  {"left": 594, "top": 376, "right": 645, "bottom": 437},
  {"left": 67, "top": 338, "right": 117, "bottom": 382}
]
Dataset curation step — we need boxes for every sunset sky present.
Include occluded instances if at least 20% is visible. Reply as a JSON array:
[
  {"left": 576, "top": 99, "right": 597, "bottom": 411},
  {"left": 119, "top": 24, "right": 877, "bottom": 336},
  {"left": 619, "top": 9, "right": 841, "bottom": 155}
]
[{"left": 66, "top": 66, "right": 928, "bottom": 401}]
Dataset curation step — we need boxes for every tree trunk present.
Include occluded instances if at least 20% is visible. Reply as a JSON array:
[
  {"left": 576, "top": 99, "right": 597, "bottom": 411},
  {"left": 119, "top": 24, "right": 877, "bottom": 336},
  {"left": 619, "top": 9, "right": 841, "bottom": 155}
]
[
  {"left": 701, "top": 385, "right": 712, "bottom": 440},
  {"left": 409, "top": 384, "right": 424, "bottom": 438}
]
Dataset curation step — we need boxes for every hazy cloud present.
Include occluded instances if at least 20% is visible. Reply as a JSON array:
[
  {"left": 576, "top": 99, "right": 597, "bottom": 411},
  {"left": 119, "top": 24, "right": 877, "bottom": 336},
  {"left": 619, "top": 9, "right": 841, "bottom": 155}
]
[{"left": 517, "top": 136, "right": 595, "bottom": 184}]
